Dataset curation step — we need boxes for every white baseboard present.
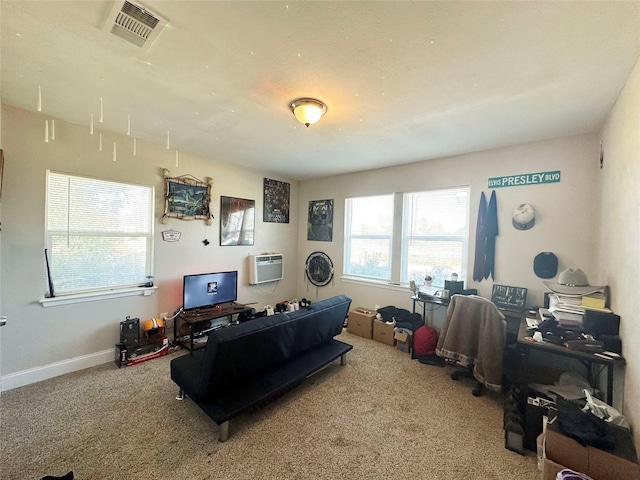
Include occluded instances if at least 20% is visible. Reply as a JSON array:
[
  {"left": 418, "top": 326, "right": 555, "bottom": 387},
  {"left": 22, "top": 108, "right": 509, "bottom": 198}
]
[{"left": 1, "top": 348, "right": 114, "bottom": 392}]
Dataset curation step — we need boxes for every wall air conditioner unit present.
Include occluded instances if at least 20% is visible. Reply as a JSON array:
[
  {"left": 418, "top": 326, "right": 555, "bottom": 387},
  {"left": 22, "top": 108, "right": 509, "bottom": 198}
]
[{"left": 248, "top": 254, "right": 284, "bottom": 285}]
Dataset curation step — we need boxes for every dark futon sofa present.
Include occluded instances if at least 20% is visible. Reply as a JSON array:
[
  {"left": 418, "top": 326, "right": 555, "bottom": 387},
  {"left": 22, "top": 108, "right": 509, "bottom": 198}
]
[{"left": 170, "top": 294, "right": 353, "bottom": 441}]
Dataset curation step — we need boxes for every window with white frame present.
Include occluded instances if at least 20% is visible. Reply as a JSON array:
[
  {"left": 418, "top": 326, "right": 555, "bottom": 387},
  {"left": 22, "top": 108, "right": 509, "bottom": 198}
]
[
  {"left": 344, "top": 194, "right": 394, "bottom": 280},
  {"left": 344, "top": 187, "right": 469, "bottom": 287},
  {"left": 45, "top": 170, "right": 154, "bottom": 296},
  {"left": 401, "top": 187, "right": 469, "bottom": 287}
]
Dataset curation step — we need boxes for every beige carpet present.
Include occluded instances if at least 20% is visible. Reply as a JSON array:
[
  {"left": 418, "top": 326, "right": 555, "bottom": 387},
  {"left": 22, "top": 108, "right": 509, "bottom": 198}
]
[{"left": 0, "top": 331, "right": 539, "bottom": 480}]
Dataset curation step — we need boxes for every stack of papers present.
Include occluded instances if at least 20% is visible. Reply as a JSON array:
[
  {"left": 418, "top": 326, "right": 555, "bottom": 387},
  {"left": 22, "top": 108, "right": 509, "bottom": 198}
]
[
  {"left": 549, "top": 294, "right": 585, "bottom": 314},
  {"left": 549, "top": 289, "right": 612, "bottom": 317},
  {"left": 549, "top": 294, "right": 585, "bottom": 329}
]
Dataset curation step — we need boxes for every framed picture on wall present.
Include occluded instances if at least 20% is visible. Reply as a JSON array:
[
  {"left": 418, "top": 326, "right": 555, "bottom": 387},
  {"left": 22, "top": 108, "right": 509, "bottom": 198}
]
[
  {"left": 307, "top": 199, "right": 334, "bottom": 241},
  {"left": 220, "top": 196, "right": 255, "bottom": 246},
  {"left": 162, "top": 173, "right": 212, "bottom": 224},
  {"left": 263, "top": 178, "right": 290, "bottom": 223}
]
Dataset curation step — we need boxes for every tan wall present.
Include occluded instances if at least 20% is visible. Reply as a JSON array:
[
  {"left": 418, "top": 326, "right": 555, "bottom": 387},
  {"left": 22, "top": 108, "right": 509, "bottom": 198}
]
[
  {"left": 0, "top": 104, "right": 298, "bottom": 383},
  {"left": 598, "top": 56, "right": 640, "bottom": 448},
  {"left": 297, "top": 134, "right": 601, "bottom": 317},
  {"left": 2, "top": 55, "right": 639, "bottom": 451}
]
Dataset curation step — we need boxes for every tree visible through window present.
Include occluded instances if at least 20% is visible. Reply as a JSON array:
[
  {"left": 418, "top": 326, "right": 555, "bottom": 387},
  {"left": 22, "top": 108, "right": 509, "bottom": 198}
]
[
  {"left": 344, "top": 194, "right": 393, "bottom": 280},
  {"left": 45, "top": 170, "right": 154, "bottom": 296}
]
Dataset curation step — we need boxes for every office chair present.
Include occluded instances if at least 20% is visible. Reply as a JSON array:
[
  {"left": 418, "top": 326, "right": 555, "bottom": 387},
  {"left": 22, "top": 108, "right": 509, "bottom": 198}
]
[{"left": 435, "top": 294, "right": 506, "bottom": 396}]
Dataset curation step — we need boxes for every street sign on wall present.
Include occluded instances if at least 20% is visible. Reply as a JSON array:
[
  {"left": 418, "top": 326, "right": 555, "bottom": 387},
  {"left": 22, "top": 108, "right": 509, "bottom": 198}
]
[{"left": 488, "top": 170, "right": 561, "bottom": 188}]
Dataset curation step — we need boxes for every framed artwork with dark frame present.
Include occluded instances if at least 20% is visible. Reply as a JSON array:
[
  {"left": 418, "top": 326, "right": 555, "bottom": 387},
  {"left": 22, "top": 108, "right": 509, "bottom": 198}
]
[
  {"left": 307, "top": 199, "right": 334, "bottom": 241},
  {"left": 263, "top": 178, "right": 290, "bottom": 223},
  {"left": 220, "top": 196, "right": 255, "bottom": 246},
  {"left": 162, "top": 171, "right": 212, "bottom": 225}
]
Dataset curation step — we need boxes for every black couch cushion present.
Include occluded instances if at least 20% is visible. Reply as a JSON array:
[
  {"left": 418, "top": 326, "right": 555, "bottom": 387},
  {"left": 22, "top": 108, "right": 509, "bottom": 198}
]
[{"left": 175, "top": 294, "right": 351, "bottom": 400}]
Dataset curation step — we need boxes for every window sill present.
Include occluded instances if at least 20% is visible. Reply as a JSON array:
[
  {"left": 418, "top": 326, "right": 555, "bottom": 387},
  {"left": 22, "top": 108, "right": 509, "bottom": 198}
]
[
  {"left": 39, "top": 286, "right": 157, "bottom": 307},
  {"left": 340, "top": 275, "right": 411, "bottom": 293}
]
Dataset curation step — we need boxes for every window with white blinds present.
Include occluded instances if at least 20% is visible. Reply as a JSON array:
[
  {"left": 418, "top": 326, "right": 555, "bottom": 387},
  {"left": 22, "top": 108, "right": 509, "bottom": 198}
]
[
  {"left": 401, "top": 187, "right": 469, "bottom": 287},
  {"left": 45, "top": 170, "right": 154, "bottom": 296}
]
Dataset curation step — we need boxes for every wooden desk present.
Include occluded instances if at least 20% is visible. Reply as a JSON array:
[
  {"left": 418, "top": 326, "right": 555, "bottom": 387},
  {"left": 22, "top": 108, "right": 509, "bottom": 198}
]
[
  {"left": 516, "top": 318, "right": 624, "bottom": 406},
  {"left": 174, "top": 303, "right": 253, "bottom": 353}
]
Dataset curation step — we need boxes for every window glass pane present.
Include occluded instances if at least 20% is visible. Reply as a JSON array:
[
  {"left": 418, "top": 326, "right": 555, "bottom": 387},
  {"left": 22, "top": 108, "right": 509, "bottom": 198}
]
[
  {"left": 403, "top": 187, "right": 468, "bottom": 287},
  {"left": 50, "top": 235, "right": 148, "bottom": 292},
  {"left": 347, "top": 238, "right": 391, "bottom": 278},
  {"left": 47, "top": 174, "right": 151, "bottom": 233},
  {"left": 345, "top": 194, "right": 393, "bottom": 280},
  {"left": 46, "top": 171, "right": 153, "bottom": 295}
]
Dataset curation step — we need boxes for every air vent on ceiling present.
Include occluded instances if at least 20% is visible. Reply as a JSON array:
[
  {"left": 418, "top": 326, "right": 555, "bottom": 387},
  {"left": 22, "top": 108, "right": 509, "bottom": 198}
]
[{"left": 104, "top": 0, "right": 167, "bottom": 50}]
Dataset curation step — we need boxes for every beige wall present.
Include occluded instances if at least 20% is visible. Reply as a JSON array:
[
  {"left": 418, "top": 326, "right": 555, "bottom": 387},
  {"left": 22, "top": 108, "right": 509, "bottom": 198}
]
[
  {"left": 0, "top": 104, "right": 298, "bottom": 387},
  {"left": 598, "top": 56, "right": 640, "bottom": 447},
  {"left": 297, "top": 134, "right": 601, "bottom": 320},
  {"left": 295, "top": 57, "right": 640, "bottom": 447},
  {"left": 1, "top": 55, "right": 638, "bottom": 448}
]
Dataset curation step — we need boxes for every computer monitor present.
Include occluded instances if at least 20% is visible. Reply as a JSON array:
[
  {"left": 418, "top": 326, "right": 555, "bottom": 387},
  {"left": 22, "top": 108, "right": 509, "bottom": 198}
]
[
  {"left": 491, "top": 284, "right": 528, "bottom": 312},
  {"left": 183, "top": 271, "right": 238, "bottom": 311}
]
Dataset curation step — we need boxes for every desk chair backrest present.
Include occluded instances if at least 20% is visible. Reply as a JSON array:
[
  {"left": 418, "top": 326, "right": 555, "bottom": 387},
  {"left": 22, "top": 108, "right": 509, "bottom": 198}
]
[{"left": 436, "top": 294, "right": 506, "bottom": 392}]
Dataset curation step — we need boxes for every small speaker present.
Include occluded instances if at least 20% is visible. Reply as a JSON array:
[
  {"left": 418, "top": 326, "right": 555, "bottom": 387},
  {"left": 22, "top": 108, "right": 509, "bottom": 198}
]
[
  {"left": 583, "top": 310, "right": 620, "bottom": 336},
  {"left": 120, "top": 317, "right": 140, "bottom": 346}
]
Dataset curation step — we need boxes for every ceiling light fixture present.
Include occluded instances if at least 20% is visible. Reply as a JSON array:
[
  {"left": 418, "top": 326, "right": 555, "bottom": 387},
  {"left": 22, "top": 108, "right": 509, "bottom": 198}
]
[{"left": 289, "top": 98, "right": 327, "bottom": 127}]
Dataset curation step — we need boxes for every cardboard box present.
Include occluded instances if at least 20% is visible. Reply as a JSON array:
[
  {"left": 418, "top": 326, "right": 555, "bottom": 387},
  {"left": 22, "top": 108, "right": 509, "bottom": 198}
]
[
  {"left": 373, "top": 319, "right": 396, "bottom": 346},
  {"left": 347, "top": 307, "right": 376, "bottom": 339},
  {"left": 394, "top": 331, "right": 412, "bottom": 353},
  {"left": 545, "top": 420, "right": 590, "bottom": 472},
  {"left": 542, "top": 434, "right": 590, "bottom": 480},
  {"left": 542, "top": 456, "right": 568, "bottom": 480},
  {"left": 545, "top": 416, "right": 640, "bottom": 480},
  {"left": 589, "top": 427, "right": 640, "bottom": 480}
]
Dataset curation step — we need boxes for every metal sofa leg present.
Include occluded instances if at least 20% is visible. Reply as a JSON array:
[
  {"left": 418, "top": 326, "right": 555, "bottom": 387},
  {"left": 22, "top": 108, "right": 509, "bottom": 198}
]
[
  {"left": 218, "top": 421, "right": 230, "bottom": 442},
  {"left": 340, "top": 353, "right": 348, "bottom": 366},
  {"left": 176, "top": 388, "right": 184, "bottom": 401}
]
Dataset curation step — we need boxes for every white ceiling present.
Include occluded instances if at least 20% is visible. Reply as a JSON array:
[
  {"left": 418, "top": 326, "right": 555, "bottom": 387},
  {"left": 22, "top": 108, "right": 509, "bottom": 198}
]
[{"left": 2, "top": 1, "right": 640, "bottom": 180}]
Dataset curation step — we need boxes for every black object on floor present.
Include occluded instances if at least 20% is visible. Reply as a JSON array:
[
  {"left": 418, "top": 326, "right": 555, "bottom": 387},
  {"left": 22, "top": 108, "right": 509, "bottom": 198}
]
[
  {"left": 40, "top": 472, "right": 73, "bottom": 480},
  {"left": 417, "top": 354, "right": 446, "bottom": 367}
]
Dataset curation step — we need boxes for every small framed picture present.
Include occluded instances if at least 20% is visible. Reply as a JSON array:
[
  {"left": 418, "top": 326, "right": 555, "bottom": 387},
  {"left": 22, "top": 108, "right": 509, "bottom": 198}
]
[
  {"left": 163, "top": 174, "right": 212, "bottom": 224},
  {"left": 220, "top": 196, "right": 255, "bottom": 246}
]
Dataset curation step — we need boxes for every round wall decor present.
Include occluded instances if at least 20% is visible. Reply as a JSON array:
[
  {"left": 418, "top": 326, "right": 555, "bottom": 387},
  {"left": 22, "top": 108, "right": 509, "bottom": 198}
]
[{"left": 305, "top": 251, "right": 334, "bottom": 287}]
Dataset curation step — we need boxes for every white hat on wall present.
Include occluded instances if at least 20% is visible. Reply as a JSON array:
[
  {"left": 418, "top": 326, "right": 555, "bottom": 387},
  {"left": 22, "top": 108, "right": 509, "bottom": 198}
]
[{"left": 512, "top": 203, "right": 535, "bottom": 230}]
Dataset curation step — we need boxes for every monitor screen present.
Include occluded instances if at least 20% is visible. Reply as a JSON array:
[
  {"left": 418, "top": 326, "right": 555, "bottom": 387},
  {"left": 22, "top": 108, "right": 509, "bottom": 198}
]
[
  {"left": 490, "top": 284, "right": 527, "bottom": 310},
  {"left": 183, "top": 271, "right": 238, "bottom": 311}
]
